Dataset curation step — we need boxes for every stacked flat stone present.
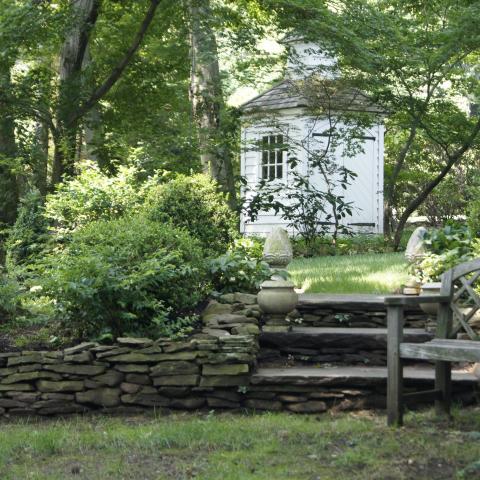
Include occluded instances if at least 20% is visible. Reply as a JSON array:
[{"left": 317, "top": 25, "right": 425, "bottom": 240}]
[
  {"left": 202, "top": 292, "right": 261, "bottom": 337},
  {"left": 295, "top": 306, "right": 427, "bottom": 329},
  {"left": 0, "top": 331, "right": 258, "bottom": 416}
]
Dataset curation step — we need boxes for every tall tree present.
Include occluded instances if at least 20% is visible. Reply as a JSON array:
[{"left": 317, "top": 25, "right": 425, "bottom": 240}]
[
  {"left": 51, "top": 0, "right": 162, "bottom": 184},
  {"left": 189, "top": 0, "right": 236, "bottom": 206},
  {"left": 51, "top": 0, "right": 101, "bottom": 184},
  {"left": 335, "top": 0, "right": 480, "bottom": 247},
  {"left": 0, "top": 61, "right": 18, "bottom": 226}
]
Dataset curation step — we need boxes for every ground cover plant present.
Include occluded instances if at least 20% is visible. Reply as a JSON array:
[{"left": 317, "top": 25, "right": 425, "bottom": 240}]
[
  {"left": 1, "top": 408, "right": 480, "bottom": 479},
  {"left": 288, "top": 252, "right": 409, "bottom": 294}
]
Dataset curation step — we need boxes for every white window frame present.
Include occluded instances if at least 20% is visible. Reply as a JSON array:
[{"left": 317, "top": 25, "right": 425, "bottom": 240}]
[{"left": 259, "top": 134, "right": 286, "bottom": 181}]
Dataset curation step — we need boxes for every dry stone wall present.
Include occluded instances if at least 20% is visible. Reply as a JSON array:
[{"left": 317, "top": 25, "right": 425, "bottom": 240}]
[
  {"left": 0, "top": 293, "right": 263, "bottom": 416},
  {"left": 1, "top": 292, "right": 472, "bottom": 416}
]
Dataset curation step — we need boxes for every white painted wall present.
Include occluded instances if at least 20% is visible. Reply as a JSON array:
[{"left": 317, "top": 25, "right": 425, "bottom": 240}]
[
  {"left": 240, "top": 111, "right": 384, "bottom": 236},
  {"left": 286, "top": 41, "right": 337, "bottom": 80}
]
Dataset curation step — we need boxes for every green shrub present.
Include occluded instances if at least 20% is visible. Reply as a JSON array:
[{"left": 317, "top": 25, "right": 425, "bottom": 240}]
[
  {"left": 35, "top": 215, "right": 208, "bottom": 340},
  {"left": 209, "top": 239, "right": 271, "bottom": 293},
  {"left": 410, "top": 224, "right": 474, "bottom": 282},
  {"left": 468, "top": 199, "right": 480, "bottom": 237},
  {"left": 144, "top": 174, "right": 238, "bottom": 256},
  {"left": 422, "top": 223, "right": 472, "bottom": 255},
  {"left": 44, "top": 163, "right": 157, "bottom": 238},
  {"left": 0, "top": 271, "right": 22, "bottom": 323},
  {"left": 231, "top": 237, "right": 265, "bottom": 260},
  {"left": 5, "top": 190, "right": 50, "bottom": 273}
]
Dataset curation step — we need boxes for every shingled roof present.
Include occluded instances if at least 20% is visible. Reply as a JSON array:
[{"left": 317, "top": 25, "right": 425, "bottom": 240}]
[{"left": 240, "top": 78, "right": 383, "bottom": 115}]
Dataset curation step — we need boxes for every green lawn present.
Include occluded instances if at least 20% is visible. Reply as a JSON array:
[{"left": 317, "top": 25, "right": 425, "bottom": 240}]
[
  {"left": 1, "top": 409, "right": 480, "bottom": 479},
  {"left": 288, "top": 252, "right": 410, "bottom": 294}
]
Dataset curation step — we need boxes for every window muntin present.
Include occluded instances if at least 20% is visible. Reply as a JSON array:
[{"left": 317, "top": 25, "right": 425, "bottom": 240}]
[{"left": 261, "top": 135, "right": 285, "bottom": 180}]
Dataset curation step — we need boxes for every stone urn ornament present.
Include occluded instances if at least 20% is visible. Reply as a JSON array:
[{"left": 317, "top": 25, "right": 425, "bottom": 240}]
[{"left": 257, "top": 227, "right": 298, "bottom": 332}]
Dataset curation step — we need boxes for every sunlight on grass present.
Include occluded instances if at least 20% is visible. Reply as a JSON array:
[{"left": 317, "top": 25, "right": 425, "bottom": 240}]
[{"left": 289, "top": 253, "right": 409, "bottom": 294}]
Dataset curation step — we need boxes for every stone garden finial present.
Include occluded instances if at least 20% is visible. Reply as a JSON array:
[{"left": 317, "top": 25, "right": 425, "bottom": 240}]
[
  {"left": 262, "top": 227, "right": 293, "bottom": 270},
  {"left": 258, "top": 227, "right": 298, "bottom": 332}
]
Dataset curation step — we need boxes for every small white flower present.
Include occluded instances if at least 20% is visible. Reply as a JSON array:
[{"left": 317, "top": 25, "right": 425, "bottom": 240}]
[{"left": 29, "top": 285, "right": 43, "bottom": 293}]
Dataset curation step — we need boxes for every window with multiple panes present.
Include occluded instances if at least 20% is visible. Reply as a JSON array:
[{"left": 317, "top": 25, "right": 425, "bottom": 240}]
[{"left": 261, "top": 135, "right": 285, "bottom": 180}]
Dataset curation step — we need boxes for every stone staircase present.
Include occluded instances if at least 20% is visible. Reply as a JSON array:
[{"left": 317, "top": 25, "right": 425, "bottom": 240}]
[
  {"left": 207, "top": 292, "right": 478, "bottom": 413},
  {"left": 250, "top": 294, "right": 479, "bottom": 412},
  {"left": 259, "top": 326, "right": 432, "bottom": 366},
  {"left": 245, "top": 365, "right": 478, "bottom": 412}
]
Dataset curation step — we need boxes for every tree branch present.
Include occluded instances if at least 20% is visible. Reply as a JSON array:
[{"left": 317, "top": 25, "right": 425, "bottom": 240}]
[
  {"left": 393, "top": 115, "right": 480, "bottom": 248},
  {"left": 67, "top": 0, "right": 161, "bottom": 126}
]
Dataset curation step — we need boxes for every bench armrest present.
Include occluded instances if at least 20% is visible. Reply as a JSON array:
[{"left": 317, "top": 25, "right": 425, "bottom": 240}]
[{"left": 384, "top": 294, "right": 450, "bottom": 307}]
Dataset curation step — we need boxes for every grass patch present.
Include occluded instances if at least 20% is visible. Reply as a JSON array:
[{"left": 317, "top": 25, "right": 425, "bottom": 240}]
[
  {"left": 288, "top": 252, "right": 409, "bottom": 294},
  {"left": 0, "top": 408, "right": 480, "bottom": 479}
]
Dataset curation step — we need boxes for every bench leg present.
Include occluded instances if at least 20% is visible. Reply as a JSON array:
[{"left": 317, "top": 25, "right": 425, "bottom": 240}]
[
  {"left": 387, "top": 305, "right": 404, "bottom": 426},
  {"left": 435, "top": 361, "right": 452, "bottom": 417}
]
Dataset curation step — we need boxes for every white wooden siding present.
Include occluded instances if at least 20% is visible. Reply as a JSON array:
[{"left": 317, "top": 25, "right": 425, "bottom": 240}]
[{"left": 240, "top": 111, "right": 384, "bottom": 236}]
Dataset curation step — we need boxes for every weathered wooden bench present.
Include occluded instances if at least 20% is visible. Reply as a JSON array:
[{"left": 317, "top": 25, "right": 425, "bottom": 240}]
[{"left": 385, "top": 258, "right": 480, "bottom": 426}]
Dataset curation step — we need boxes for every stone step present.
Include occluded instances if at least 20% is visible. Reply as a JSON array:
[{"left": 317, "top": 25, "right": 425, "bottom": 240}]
[
  {"left": 252, "top": 366, "right": 478, "bottom": 388},
  {"left": 296, "top": 294, "right": 428, "bottom": 329},
  {"left": 299, "top": 293, "right": 388, "bottom": 310},
  {"left": 260, "top": 327, "right": 432, "bottom": 351}
]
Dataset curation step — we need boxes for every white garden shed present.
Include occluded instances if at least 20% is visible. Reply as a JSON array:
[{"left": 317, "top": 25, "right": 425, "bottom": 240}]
[{"left": 239, "top": 40, "right": 384, "bottom": 236}]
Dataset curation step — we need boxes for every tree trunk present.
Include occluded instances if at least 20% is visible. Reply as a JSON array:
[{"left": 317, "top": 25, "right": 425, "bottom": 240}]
[
  {"left": 84, "top": 104, "right": 106, "bottom": 166},
  {"left": 0, "top": 62, "right": 19, "bottom": 226},
  {"left": 52, "top": 0, "right": 100, "bottom": 184},
  {"left": 51, "top": 0, "right": 162, "bottom": 184},
  {"left": 32, "top": 122, "right": 49, "bottom": 197},
  {"left": 383, "top": 123, "right": 418, "bottom": 239},
  {"left": 82, "top": 47, "right": 108, "bottom": 169},
  {"left": 189, "top": 0, "right": 237, "bottom": 208}
]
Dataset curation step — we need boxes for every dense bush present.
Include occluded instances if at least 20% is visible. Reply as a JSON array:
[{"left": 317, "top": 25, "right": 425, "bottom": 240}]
[
  {"left": 35, "top": 215, "right": 208, "bottom": 339},
  {"left": 5, "top": 191, "right": 50, "bottom": 273},
  {"left": 209, "top": 238, "right": 271, "bottom": 293},
  {"left": 144, "top": 174, "right": 238, "bottom": 256},
  {"left": 422, "top": 224, "right": 472, "bottom": 255},
  {"left": 44, "top": 163, "right": 156, "bottom": 238},
  {"left": 0, "top": 271, "right": 22, "bottom": 323}
]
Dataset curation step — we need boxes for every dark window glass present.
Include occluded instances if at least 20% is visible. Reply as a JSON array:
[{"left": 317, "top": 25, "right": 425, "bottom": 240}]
[
  {"left": 276, "top": 149, "right": 283, "bottom": 164},
  {"left": 261, "top": 135, "right": 286, "bottom": 180}
]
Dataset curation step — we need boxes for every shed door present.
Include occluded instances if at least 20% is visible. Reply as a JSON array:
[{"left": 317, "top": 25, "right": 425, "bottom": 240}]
[{"left": 309, "top": 133, "right": 377, "bottom": 229}]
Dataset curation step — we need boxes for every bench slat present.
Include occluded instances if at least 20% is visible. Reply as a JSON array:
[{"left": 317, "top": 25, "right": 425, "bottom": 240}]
[
  {"left": 430, "top": 338, "right": 479, "bottom": 346},
  {"left": 400, "top": 341, "right": 480, "bottom": 362}
]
